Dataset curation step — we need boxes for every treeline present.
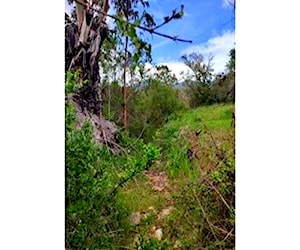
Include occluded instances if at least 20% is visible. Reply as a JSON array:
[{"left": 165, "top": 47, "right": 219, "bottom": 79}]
[
  {"left": 181, "top": 49, "right": 235, "bottom": 107},
  {"left": 99, "top": 48, "right": 235, "bottom": 141}
]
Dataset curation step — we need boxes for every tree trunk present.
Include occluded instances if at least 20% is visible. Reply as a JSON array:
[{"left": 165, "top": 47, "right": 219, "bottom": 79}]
[
  {"left": 66, "top": 13, "right": 108, "bottom": 117},
  {"left": 122, "top": 35, "right": 129, "bottom": 131},
  {"left": 65, "top": 5, "right": 120, "bottom": 153}
]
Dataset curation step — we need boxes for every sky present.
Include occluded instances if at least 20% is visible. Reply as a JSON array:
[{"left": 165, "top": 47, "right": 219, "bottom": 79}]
[{"left": 65, "top": 0, "right": 235, "bottom": 80}]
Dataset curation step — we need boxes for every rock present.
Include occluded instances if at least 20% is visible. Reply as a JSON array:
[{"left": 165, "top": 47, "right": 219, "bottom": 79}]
[
  {"left": 130, "top": 212, "right": 141, "bottom": 225},
  {"left": 174, "top": 240, "right": 182, "bottom": 249},
  {"left": 142, "top": 206, "right": 157, "bottom": 220},
  {"left": 154, "top": 228, "right": 163, "bottom": 241},
  {"left": 158, "top": 206, "right": 173, "bottom": 220},
  {"left": 147, "top": 206, "right": 156, "bottom": 213},
  {"left": 144, "top": 170, "right": 169, "bottom": 192}
]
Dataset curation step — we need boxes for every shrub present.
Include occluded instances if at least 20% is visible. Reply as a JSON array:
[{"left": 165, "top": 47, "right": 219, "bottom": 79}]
[
  {"left": 128, "top": 80, "right": 186, "bottom": 141},
  {"left": 65, "top": 72, "right": 162, "bottom": 248}
]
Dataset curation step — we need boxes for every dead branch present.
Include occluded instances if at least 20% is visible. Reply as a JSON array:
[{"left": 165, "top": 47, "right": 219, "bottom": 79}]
[{"left": 192, "top": 188, "right": 218, "bottom": 241}]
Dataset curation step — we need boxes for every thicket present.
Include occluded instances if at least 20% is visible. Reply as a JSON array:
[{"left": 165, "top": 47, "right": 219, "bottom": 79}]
[
  {"left": 65, "top": 72, "right": 235, "bottom": 248},
  {"left": 101, "top": 76, "right": 187, "bottom": 142},
  {"left": 65, "top": 73, "right": 161, "bottom": 248},
  {"left": 184, "top": 72, "right": 235, "bottom": 107},
  {"left": 182, "top": 49, "right": 235, "bottom": 108}
]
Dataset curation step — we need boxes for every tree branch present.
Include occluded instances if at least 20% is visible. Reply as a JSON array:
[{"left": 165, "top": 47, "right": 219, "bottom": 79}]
[
  {"left": 153, "top": 5, "right": 184, "bottom": 31},
  {"left": 73, "top": 0, "right": 192, "bottom": 43}
]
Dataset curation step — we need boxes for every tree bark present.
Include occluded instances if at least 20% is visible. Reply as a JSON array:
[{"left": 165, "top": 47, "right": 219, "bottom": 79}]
[
  {"left": 66, "top": 13, "right": 108, "bottom": 117},
  {"left": 122, "top": 35, "right": 129, "bottom": 131},
  {"left": 65, "top": 4, "right": 120, "bottom": 153}
]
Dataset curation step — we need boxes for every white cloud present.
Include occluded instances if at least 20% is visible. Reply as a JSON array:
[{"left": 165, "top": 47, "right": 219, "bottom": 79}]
[
  {"left": 157, "top": 30, "right": 235, "bottom": 80},
  {"left": 152, "top": 39, "right": 172, "bottom": 50},
  {"left": 182, "top": 30, "right": 235, "bottom": 74}
]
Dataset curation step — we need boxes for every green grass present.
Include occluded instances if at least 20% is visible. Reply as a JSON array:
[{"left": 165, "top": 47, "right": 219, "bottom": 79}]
[
  {"left": 166, "top": 103, "right": 234, "bottom": 130},
  {"left": 117, "top": 103, "right": 235, "bottom": 249}
]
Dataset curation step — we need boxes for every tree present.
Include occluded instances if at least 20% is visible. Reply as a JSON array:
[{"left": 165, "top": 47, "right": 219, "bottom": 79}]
[
  {"left": 153, "top": 65, "right": 178, "bottom": 85},
  {"left": 65, "top": 0, "right": 110, "bottom": 117},
  {"left": 224, "top": 48, "right": 235, "bottom": 101},
  {"left": 65, "top": 0, "right": 191, "bottom": 139},
  {"left": 180, "top": 52, "right": 215, "bottom": 107},
  {"left": 127, "top": 71, "right": 184, "bottom": 141},
  {"left": 181, "top": 52, "right": 214, "bottom": 86},
  {"left": 210, "top": 48, "right": 235, "bottom": 103},
  {"left": 226, "top": 48, "right": 235, "bottom": 73}
]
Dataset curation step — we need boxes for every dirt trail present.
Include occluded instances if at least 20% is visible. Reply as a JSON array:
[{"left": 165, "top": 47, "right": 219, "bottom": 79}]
[{"left": 130, "top": 170, "right": 174, "bottom": 244}]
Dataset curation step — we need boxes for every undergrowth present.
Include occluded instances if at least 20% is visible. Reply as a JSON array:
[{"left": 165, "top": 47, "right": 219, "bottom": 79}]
[
  {"left": 65, "top": 73, "right": 161, "bottom": 249},
  {"left": 66, "top": 71, "right": 235, "bottom": 249},
  {"left": 117, "top": 103, "right": 235, "bottom": 249}
]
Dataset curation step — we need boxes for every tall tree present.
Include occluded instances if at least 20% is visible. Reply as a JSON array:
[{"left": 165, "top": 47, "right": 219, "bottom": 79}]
[
  {"left": 181, "top": 52, "right": 214, "bottom": 86},
  {"left": 226, "top": 48, "right": 235, "bottom": 73},
  {"left": 65, "top": 0, "right": 192, "bottom": 145},
  {"left": 180, "top": 52, "right": 215, "bottom": 107},
  {"left": 66, "top": 0, "right": 110, "bottom": 117}
]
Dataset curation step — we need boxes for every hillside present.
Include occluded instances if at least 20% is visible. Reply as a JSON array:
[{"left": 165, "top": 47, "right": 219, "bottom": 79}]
[
  {"left": 66, "top": 101, "right": 235, "bottom": 249},
  {"left": 116, "top": 103, "right": 235, "bottom": 249}
]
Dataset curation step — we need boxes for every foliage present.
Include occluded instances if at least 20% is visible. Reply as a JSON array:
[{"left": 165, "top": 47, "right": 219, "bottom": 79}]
[
  {"left": 128, "top": 79, "right": 186, "bottom": 141},
  {"left": 66, "top": 72, "right": 235, "bottom": 248},
  {"left": 181, "top": 52, "right": 214, "bottom": 85},
  {"left": 181, "top": 50, "right": 235, "bottom": 107},
  {"left": 65, "top": 0, "right": 235, "bottom": 248},
  {"left": 180, "top": 52, "right": 214, "bottom": 107},
  {"left": 65, "top": 69, "right": 87, "bottom": 96},
  {"left": 226, "top": 48, "right": 235, "bottom": 73},
  {"left": 135, "top": 234, "right": 170, "bottom": 250},
  {"left": 158, "top": 104, "right": 235, "bottom": 248},
  {"left": 101, "top": 66, "right": 186, "bottom": 142},
  {"left": 116, "top": 103, "right": 235, "bottom": 249},
  {"left": 111, "top": 0, "right": 186, "bottom": 69},
  {"left": 153, "top": 65, "right": 178, "bottom": 86},
  {"left": 65, "top": 74, "right": 161, "bottom": 248}
]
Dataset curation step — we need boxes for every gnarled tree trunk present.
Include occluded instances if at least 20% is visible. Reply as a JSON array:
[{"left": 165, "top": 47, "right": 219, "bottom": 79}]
[{"left": 65, "top": 0, "right": 120, "bottom": 153}]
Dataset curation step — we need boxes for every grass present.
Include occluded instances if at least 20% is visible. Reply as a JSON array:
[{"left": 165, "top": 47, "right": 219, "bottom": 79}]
[
  {"left": 166, "top": 103, "right": 234, "bottom": 130},
  {"left": 116, "top": 103, "right": 235, "bottom": 249}
]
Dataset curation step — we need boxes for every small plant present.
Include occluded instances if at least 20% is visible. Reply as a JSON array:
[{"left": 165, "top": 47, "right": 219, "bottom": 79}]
[
  {"left": 135, "top": 234, "right": 169, "bottom": 250},
  {"left": 65, "top": 70, "right": 88, "bottom": 95}
]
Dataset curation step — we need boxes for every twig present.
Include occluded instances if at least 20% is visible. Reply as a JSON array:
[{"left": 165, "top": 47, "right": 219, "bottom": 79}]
[
  {"left": 136, "top": 116, "right": 148, "bottom": 140},
  {"left": 153, "top": 6, "right": 183, "bottom": 31},
  {"left": 110, "top": 168, "right": 138, "bottom": 197},
  {"left": 192, "top": 188, "right": 218, "bottom": 241},
  {"left": 206, "top": 179, "right": 234, "bottom": 213},
  {"left": 222, "top": 227, "right": 234, "bottom": 241},
  {"left": 222, "top": 17, "right": 235, "bottom": 27},
  {"left": 202, "top": 123, "right": 219, "bottom": 150},
  {"left": 211, "top": 224, "right": 235, "bottom": 238},
  {"left": 201, "top": 122, "right": 231, "bottom": 168},
  {"left": 73, "top": 0, "right": 192, "bottom": 43}
]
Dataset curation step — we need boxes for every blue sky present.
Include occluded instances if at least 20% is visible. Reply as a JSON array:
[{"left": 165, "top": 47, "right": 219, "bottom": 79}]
[{"left": 65, "top": 0, "right": 235, "bottom": 78}]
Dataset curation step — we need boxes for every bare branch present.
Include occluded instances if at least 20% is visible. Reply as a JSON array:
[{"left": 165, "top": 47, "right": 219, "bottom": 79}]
[{"left": 73, "top": 0, "right": 192, "bottom": 43}]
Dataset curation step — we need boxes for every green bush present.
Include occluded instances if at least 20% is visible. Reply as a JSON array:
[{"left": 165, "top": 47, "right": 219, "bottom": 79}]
[
  {"left": 128, "top": 80, "right": 186, "bottom": 142},
  {"left": 183, "top": 72, "right": 235, "bottom": 108},
  {"left": 65, "top": 72, "right": 162, "bottom": 249},
  {"left": 101, "top": 79, "right": 186, "bottom": 142},
  {"left": 66, "top": 102, "right": 126, "bottom": 248},
  {"left": 65, "top": 102, "right": 162, "bottom": 248}
]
